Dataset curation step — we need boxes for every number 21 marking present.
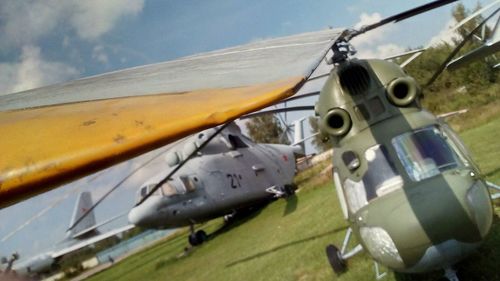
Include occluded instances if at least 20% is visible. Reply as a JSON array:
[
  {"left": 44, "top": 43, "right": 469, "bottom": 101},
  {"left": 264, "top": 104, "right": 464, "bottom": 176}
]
[{"left": 226, "top": 174, "right": 242, "bottom": 188}]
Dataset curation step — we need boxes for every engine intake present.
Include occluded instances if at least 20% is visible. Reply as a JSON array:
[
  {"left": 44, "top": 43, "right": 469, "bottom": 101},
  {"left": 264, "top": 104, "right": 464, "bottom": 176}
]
[
  {"left": 386, "top": 77, "right": 418, "bottom": 107},
  {"left": 321, "top": 108, "right": 352, "bottom": 136}
]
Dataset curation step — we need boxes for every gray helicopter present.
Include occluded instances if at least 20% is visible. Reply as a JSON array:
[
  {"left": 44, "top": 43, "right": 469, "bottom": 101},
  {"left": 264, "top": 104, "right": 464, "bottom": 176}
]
[{"left": 128, "top": 121, "right": 304, "bottom": 246}]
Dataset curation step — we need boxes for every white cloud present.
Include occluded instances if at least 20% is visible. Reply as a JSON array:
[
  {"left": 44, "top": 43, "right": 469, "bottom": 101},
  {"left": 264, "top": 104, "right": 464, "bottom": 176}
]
[
  {"left": 0, "top": 0, "right": 145, "bottom": 94},
  {"left": 350, "top": 12, "right": 405, "bottom": 59},
  {"left": 356, "top": 43, "right": 406, "bottom": 59},
  {"left": 354, "top": 12, "right": 382, "bottom": 29},
  {"left": 0, "top": 46, "right": 79, "bottom": 95},
  {"left": 428, "top": 18, "right": 460, "bottom": 47},
  {"left": 0, "top": 1, "right": 67, "bottom": 50},
  {"left": 92, "top": 45, "right": 110, "bottom": 65},
  {"left": 62, "top": 36, "right": 71, "bottom": 48},
  {"left": 70, "top": 0, "right": 145, "bottom": 40},
  {"left": 351, "top": 12, "right": 394, "bottom": 46},
  {"left": 0, "top": 0, "right": 145, "bottom": 50}
]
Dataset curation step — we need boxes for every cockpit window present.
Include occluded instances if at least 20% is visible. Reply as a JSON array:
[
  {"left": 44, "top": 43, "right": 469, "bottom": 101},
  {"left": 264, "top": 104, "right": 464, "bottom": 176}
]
[
  {"left": 362, "top": 145, "right": 402, "bottom": 200},
  {"left": 140, "top": 186, "right": 148, "bottom": 198},
  {"left": 137, "top": 176, "right": 199, "bottom": 201},
  {"left": 136, "top": 184, "right": 162, "bottom": 204},
  {"left": 161, "top": 182, "right": 178, "bottom": 196},
  {"left": 343, "top": 144, "right": 403, "bottom": 213},
  {"left": 228, "top": 134, "right": 248, "bottom": 149},
  {"left": 180, "top": 176, "right": 196, "bottom": 193},
  {"left": 392, "top": 126, "right": 462, "bottom": 182}
]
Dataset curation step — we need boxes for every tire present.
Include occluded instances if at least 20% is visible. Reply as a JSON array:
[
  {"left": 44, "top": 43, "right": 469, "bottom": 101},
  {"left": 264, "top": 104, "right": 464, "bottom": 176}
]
[
  {"left": 188, "top": 233, "right": 200, "bottom": 246},
  {"left": 196, "top": 230, "right": 208, "bottom": 243},
  {"left": 284, "top": 185, "right": 296, "bottom": 196},
  {"left": 325, "top": 244, "right": 346, "bottom": 274}
]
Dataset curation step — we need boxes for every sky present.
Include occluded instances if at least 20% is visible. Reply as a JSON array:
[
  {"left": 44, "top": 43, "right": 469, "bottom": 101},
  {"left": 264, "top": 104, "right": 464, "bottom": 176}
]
[{"left": 0, "top": 0, "right": 489, "bottom": 261}]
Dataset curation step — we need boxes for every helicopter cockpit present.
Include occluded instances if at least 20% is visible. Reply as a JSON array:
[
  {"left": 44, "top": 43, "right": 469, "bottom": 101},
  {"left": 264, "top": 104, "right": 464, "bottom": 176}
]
[
  {"left": 343, "top": 144, "right": 404, "bottom": 213},
  {"left": 135, "top": 176, "right": 199, "bottom": 204},
  {"left": 341, "top": 124, "right": 471, "bottom": 214},
  {"left": 392, "top": 125, "right": 464, "bottom": 182}
]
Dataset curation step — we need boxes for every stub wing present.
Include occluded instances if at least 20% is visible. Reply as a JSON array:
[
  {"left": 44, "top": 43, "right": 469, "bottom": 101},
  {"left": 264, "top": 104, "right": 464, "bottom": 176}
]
[{"left": 0, "top": 29, "right": 343, "bottom": 208}]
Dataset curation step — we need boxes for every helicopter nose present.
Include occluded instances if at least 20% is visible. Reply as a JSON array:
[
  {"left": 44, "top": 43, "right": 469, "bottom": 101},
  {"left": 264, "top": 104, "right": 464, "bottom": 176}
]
[
  {"left": 128, "top": 198, "right": 163, "bottom": 227},
  {"left": 128, "top": 207, "right": 148, "bottom": 226},
  {"left": 388, "top": 176, "right": 490, "bottom": 272},
  {"left": 127, "top": 207, "right": 144, "bottom": 226}
]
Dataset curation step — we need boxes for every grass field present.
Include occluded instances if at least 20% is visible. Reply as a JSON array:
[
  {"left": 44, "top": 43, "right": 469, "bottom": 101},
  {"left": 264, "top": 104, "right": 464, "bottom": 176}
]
[{"left": 86, "top": 116, "right": 500, "bottom": 281}]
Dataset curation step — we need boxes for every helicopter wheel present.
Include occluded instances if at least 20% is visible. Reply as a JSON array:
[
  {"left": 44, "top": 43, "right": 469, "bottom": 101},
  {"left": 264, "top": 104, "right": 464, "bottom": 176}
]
[
  {"left": 189, "top": 230, "right": 208, "bottom": 246},
  {"left": 326, "top": 244, "right": 346, "bottom": 274},
  {"left": 196, "top": 230, "right": 208, "bottom": 243},
  {"left": 284, "top": 184, "right": 296, "bottom": 197},
  {"left": 188, "top": 233, "right": 198, "bottom": 246}
]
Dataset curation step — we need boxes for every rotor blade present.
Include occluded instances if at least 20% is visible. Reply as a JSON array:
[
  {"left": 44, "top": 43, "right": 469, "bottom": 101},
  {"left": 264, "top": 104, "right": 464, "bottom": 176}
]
[
  {"left": 135, "top": 123, "right": 230, "bottom": 207},
  {"left": 274, "top": 114, "right": 293, "bottom": 144},
  {"left": 70, "top": 211, "right": 128, "bottom": 239},
  {"left": 383, "top": 48, "right": 426, "bottom": 61},
  {"left": 279, "top": 127, "right": 291, "bottom": 144},
  {"left": 0, "top": 29, "right": 343, "bottom": 209},
  {"left": 436, "top": 109, "right": 468, "bottom": 119},
  {"left": 399, "top": 1, "right": 499, "bottom": 69},
  {"left": 350, "top": 0, "right": 458, "bottom": 39},
  {"left": 273, "top": 109, "right": 293, "bottom": 142},
  {"left": 281, "top": 91, "right": 320, "bottom": 103},
  {"left": 2, "top": 172, "right": 102, "bottom": 242},
  {"left": 450, "top": 0, "right": 500, "bottom": 33},
  {"left": 426, "top": 7, "right": 500, "bottom": 87},
  {"left": 241, "top": 106, "right": 315, "bottom": 119},
  {"left": 447, "top": 40, "right": 500, "bottom": 70},
  {"left": 400, "top": 51, "right": 426, "bottom": 68},
  {"left": 275, "top": 108, "right": 288, "bottom": 126},
  {"left": 2, "top": 194, "right": 71, "bottom": 242},
  {"left": 292, "top": 132, "right": 320, "bottom": 146},
  {"left": 67, "top": 145, "right": 171, "bottom": 231},
  {"left": 307, "top": 73, "right": 330, "bottom": 82}
]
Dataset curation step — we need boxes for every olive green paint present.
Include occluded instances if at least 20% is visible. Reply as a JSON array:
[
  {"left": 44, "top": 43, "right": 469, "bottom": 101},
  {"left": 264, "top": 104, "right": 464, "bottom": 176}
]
[{"left": 316, "top": 59, "right": 493, "bottom": 273}]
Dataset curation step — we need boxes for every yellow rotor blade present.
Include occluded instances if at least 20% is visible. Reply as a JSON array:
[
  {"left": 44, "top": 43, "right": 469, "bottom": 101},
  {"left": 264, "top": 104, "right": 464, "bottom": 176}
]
[{"left": 0, "top": 77, "right": 303, "bottom": 208}]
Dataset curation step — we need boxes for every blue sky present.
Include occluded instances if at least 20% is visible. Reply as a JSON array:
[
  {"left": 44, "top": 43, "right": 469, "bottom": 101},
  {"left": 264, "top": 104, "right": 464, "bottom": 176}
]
[{"left": 0, "top": 0, "right": 487, "bottom": 261}]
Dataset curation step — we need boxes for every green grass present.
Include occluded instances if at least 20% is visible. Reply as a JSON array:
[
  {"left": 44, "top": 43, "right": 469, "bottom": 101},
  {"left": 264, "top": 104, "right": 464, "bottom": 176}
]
[
  {"left": 87, "top": 116, "right": 500, "bottom": 281},
  {"left": 460, "top": 116, "right": 500, "bottom": 184}
]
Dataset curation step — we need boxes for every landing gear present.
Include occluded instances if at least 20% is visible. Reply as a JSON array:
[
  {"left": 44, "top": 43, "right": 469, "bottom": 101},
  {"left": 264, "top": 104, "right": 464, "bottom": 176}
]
[
  {"left": 265, "top": 184, "right": 296, "bottom": 198},
  {"left": 325, "top": 227, "right": 363, "bottom": 275},
  {"left": 326, "top": 244, "right": 346, "bottom": 274},
  {"left": 223, "top": 211, "right": 237, "bottom": 223},
  {"left": 283, "top": 184, "right": 296, "bottom": 197},
  {"left": 188, "top": 225, "right": 208, "bottom": 246}
]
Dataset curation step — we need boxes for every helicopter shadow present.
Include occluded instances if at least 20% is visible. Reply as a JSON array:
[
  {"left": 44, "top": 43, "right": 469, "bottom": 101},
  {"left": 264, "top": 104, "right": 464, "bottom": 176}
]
[
  {"left": 155, "top": 208, "right": 271, "bottom": 272},
  {"left": 283, "top": 194, "right": 298, "bottom": 217},
  {"left": 207, "top": 201, "right": 270, "bottom": 241},
  {"left": 484, "top": 167, "right": 500, "bottom": 178},
  {"left": 225, "top": 226, "right": 348, "bottom": 268}
]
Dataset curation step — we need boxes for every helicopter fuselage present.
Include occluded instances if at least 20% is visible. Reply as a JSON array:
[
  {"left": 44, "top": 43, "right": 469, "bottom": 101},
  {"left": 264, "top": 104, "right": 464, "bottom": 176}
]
[
  {"left": 128, "top": 125, "right": 298, "bottom": 229},
  {"left": 316, "top": 59, "right": 493, "bottom": 273}
]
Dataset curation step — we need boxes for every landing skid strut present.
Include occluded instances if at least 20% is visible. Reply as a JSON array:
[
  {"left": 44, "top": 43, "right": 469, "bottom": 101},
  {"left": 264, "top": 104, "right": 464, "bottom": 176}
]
[{"left": 325, "top": 227, "right": 363, "bottom": 275}]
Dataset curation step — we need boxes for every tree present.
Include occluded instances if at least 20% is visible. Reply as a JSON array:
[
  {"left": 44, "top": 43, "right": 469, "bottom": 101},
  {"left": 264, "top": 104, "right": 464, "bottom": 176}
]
[
  {"left": 245, "top": 114, "right": 290, "bottom": 144},
  {"left": 401, "top": 3, "right": 499, "bottom": 132}
]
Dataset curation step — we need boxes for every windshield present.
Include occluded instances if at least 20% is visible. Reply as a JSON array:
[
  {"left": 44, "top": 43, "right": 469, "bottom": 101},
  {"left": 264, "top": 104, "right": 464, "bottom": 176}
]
[
  {"left": 136, "top": 184, "right": 162, "bottom": 204},
  {"left": 136, "top": 176, "right": 198, "bottom": 203},
  {"left": 362, "top": 145, "right": 402, "bottom": 200},
  {"left": 343, "top": 144, "right": 402, "bottom": 213},
  {"left": 392, "top": 126, "right": 462, "bottom": 182}
]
